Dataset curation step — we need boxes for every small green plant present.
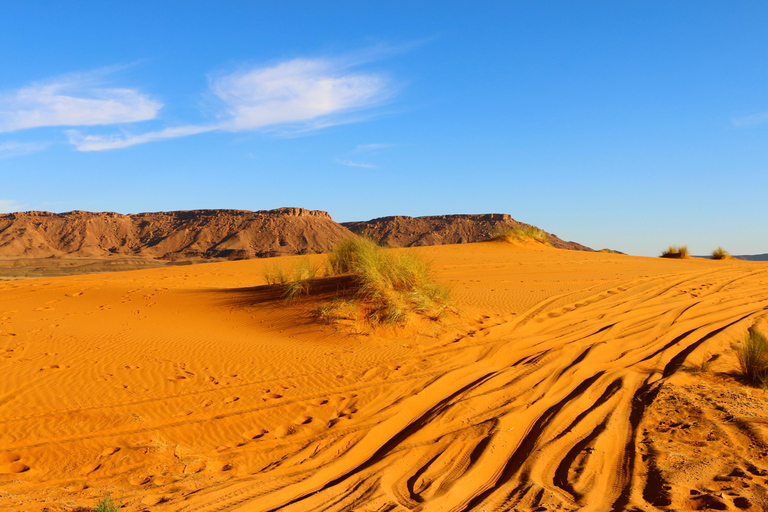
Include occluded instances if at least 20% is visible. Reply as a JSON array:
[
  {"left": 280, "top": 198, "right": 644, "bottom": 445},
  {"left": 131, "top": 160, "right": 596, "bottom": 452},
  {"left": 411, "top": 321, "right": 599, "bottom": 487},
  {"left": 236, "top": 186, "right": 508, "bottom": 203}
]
[
  {"left": 263, "top": 263, "right": 288, "bottom": 285},
  {"left": 94, "top": 491, "right": 121, "bottom": 512},
  {"left": 737, "top": 327, "right": 768, "bottom": 386},
  {"left": 661, "top": 245, "right": 689, "bottom": 259},
  {"left": 325, "top": 237, "right": 451, "bottom": 325},
  {"left": 682, "top": 353, "right": 713, "bottom": 374},
  {"left": 283, "top": 258, "right": 319, "bottom": 300},
  {"left": 711, "top": 247, "right": 729, "bottom": 260},
  {"left": 491, "top": 225, "right": 549, "bottom": 244}
]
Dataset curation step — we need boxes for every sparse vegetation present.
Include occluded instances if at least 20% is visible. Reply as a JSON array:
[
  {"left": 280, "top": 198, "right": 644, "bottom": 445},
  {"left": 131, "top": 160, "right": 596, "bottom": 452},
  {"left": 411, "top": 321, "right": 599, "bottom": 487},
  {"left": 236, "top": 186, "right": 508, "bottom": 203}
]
[
  {"left": 491, "top": 225, "right": 549, "bottom": 245},
  {"left": 324, "top": 237, "right": 450, "bottom": 325},
  {"left": 263, "top": 257, "right": 319, "bottom": 300},
  {"left": 660, "top": 245, "right": 689, "bottom": 259},
  {"left": 682, "top": 353, "right": 714, "bottom": 374},
  {"left": 264, "top": 237, "right": 451, "bottom": 326},
  {"left": 94, "top": 491, "right": 121, "bottom": 512},
  {"left": 737, "top": 327, "right": 768, "bottom": 386},
  {"left": 712, "top": 247, "right": 729, "bottom": 260}
]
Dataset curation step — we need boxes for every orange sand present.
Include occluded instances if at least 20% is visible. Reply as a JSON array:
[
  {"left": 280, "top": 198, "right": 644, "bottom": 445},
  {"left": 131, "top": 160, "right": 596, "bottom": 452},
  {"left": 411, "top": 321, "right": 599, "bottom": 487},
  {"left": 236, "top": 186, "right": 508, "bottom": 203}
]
[{"left": 2, "top": 242, "right": 768, "bottom": 511}]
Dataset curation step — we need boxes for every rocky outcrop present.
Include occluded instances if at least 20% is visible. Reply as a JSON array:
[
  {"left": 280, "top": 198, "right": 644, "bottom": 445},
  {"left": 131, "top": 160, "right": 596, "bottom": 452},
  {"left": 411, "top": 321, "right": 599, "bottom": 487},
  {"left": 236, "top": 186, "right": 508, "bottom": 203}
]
[
  {"left": 343, "top": 214, "right": 593, "bottom": 251},
  {"left": 0, "top": 208, "right": 352, "bottom": 260},
  {"left": 0, "top": 208, "right": 593, "bottom": 262}
]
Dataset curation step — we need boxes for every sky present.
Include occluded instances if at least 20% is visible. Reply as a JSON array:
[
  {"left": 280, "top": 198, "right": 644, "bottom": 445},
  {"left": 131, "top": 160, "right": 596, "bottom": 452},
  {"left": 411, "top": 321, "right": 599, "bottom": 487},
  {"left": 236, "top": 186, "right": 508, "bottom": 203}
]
[{"left": 1, "top": 1, "right": 768, "bottom": 256}]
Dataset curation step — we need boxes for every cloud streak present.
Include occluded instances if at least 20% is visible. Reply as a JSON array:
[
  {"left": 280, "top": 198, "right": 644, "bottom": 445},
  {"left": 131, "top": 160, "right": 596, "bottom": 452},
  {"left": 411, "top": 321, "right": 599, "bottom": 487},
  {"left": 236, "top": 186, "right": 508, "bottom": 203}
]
[
  {"left": 71, "top": 57, "right": 391, "bottom": 151},
  {"left": 336, "top": 159, "right": 379, "bottom": 169},
  {"left": 732, "top": 111, "right": 768, "bottom": 127},
  {"left": 0, "top": 73, "right": 161, "bottom": 133},
  {"left": 0, "top": 141, "right": 48, "bottom": 159}
]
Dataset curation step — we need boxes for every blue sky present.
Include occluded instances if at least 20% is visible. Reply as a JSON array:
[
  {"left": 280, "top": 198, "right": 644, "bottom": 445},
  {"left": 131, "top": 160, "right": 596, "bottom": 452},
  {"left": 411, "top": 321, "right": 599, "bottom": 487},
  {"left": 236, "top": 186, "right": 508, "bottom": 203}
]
[{"left": 1, "top": 2, "right": 767, "bottom": 256}]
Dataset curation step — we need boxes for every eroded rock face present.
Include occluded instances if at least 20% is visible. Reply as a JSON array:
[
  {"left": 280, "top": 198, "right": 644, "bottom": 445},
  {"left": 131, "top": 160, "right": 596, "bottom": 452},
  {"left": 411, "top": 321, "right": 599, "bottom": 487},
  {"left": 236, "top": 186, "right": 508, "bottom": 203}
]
[
  {"left": 343, "top": 214, "right": 593, "bottom": 251},
  {"left": 0, "top": 208, "right": 353, "bottom": 260},
  {"left": 0, "top": 209, "right": 592, "bottom": 262}
]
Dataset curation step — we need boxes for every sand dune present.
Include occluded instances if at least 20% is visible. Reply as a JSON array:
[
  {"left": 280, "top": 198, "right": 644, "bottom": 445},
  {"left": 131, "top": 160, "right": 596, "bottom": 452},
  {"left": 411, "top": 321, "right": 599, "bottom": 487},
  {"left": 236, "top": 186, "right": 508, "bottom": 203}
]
[{"left": 1, "top": 242, "right": 767, "bottom": 511}]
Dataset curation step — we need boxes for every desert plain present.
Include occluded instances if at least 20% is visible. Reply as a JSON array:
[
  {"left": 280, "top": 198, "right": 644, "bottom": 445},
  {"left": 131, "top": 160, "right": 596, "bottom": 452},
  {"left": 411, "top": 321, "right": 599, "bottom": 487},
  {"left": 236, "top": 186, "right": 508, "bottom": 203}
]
[{"left": 2, "top": 241, "right": 768, "bottom": 511}]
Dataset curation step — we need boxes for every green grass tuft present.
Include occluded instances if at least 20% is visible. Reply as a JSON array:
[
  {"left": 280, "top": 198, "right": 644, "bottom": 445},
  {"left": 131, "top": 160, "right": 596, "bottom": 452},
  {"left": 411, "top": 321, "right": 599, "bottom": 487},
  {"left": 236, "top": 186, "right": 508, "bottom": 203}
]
[
  {"left": 94, "top": 491, "right": 121, "bottom": 512},
  {"left": 737, "top": 327, "right": 768, "bottom": 386},
  {"left": 711, "top": 246, "right": 729, "bottom": 260},
  {"left": 490, "top": 225, "right": 549, "bottom": 245},
  {"left": 326, "top": 238, "right": 450, "bottom": 325},
  {"left": 660, "top": 245, "right": 689, "bottom": 258}
]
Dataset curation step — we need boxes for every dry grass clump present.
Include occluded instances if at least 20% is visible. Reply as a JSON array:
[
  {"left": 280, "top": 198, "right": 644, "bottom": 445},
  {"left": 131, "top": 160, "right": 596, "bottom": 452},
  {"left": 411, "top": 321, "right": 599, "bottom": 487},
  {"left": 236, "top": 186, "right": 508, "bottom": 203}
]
[
  {"left": 324, "top": 237, "right": 450, "bottom": 325},
  {"left": 660, "top": 245, "right": 689, "bottom": 259},
  {"left": 491, "top": 225, "right": 549, "bottom": 245},
  {"left": 262, "top": 237, "right": 450, "bottom": 326},
  {"left": 263, "top": 257, "right": 319, "bottom": 300},
  {"left": 736, "top": 327, "right": 768, "bottom": 386},
  {"left": 711, "top": 246, "right": 729, "bottom": 260}
]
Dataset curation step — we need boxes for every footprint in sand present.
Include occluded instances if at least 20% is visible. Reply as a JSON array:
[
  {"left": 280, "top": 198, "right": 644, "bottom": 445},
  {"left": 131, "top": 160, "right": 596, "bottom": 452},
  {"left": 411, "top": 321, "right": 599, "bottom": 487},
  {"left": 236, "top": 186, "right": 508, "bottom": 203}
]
[
  {"left": 141, "top": 496, "right": 167, "bottom": 506},
  {"left": 0, "top": 453, "right": 29, "bottom": 474},
  {"left": 100, "top": 446, "right": 120, "bottom": 457},
  {"left": 40, "top": 364, "right": 60, "bottom": 371},
  {"left": 80, "top": 461, "right": 101, "bottom": 475},
  {"left": 223, "top": 396, "right": 239, "bottom": 404},
  {"left": 293, "top": 415, "right": 312, "bottom": 425},
  {"left": 242, "top": 428, "right": 268, "bottom": 440},
  {"left": 129, "top": 475, "right": 151, "bottom": 486},
  {"left": 262, "top": 391, "right": 282, "bottom": 400},
  {"left": 184, "top": 460, "right": 206, "bottom": 474}
]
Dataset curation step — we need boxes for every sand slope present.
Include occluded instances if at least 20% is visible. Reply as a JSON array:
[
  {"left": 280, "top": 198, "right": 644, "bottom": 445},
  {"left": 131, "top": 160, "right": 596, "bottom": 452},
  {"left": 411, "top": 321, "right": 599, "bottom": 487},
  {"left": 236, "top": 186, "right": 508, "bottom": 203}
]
[{"left": 1, "top": 243, "right": 768, "bottom": 511}]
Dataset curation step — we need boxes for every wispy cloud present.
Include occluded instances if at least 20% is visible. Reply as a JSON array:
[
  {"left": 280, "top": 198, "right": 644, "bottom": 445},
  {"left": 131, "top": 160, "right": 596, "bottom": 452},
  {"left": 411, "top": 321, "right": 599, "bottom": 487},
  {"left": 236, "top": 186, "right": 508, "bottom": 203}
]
[
  {"left": 0, "top": 141, "right": 48, "bottom": 159},
  {"left": 353, "top": 143, "right": 396, "bottom": 153},
  {"left": 72, "top": 56, "right": 392, "bottom": 151},
  {"left": 336, "top": 159, "right": 379, "bottom": 169},
  {"left": 0, "top": 199, "right": 23, "bottom": 213},
  {"left": 0, "top": 71, "right": 161, "bottom": 133},
  {"left": 66, "top": 124, "right": 215, "bottom": 152},
  {"left": 732, "top": 111, "right": 768, "bottom": 127}
]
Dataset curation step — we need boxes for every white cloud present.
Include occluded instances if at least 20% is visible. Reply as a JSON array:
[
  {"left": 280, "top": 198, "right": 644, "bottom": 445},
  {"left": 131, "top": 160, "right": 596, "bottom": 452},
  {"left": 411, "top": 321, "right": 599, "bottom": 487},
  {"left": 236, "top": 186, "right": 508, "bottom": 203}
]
[
  {"left": 0, "top": 141, "right": 48, "bottom": 159},
  {"left": 66, "top": 124, "right": 215, "bottom": 151},
  {"left": 0, "top": 73, "right": 161, "bottom": 133},
  {"left": 732, "top": 111, "right": 768, "bottom": 127},
  {"left": 0, "top": 200, "right": 23, "bottom": 213},
  {"left": 336, "top": 159, "right": 379, "bottom": 169},
  {"left": 353, "top": 143, "right": 395, "bottom": 153},
  {"left": 69, "top": 57, "right": 391, "bottom": 151}
]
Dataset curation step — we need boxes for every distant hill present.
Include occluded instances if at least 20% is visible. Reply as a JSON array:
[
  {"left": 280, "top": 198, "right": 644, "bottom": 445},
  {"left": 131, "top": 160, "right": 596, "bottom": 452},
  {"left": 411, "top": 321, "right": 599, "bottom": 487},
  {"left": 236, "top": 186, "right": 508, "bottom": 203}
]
[
  {"left": 0, "top": 209, "right": 593, "bottom": 263},
  {"left": 0, "top": 208, "right": 353, "bottom": 260},
  {"left": 343, "top": 214, "right": 593, "bottom": 251},
  {"left": 734, "top": 254, "right": 768, "bottom": 261}
]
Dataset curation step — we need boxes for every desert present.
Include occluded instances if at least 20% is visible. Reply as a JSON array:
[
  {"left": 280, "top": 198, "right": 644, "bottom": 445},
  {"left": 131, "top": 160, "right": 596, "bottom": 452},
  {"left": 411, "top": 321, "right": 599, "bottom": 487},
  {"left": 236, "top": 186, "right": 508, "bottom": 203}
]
[
  {"left": 1, "top": 224, "right": 768, "bottom": 511},
  {"left": 4, "top": 3, "right": 768, "bottom": 510}
]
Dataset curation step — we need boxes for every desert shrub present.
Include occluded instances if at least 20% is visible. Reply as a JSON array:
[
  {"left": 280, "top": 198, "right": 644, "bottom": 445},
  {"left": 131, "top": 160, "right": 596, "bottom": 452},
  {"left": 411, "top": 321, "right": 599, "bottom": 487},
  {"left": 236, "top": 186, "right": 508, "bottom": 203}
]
[
  {"left": 737, "top": 328, "right": 768, "bottom": 386},
  {"left": 712, "top": 247, "right": 729, "bottom": 260},
  {"left": 660, "top": 245, "right": 689, "bottom": 259},
  {"left": 325, "top": 237, "right": 450, "bottom": 325},
  {"left": 94, "top": 491, "right": 120, "bottom": 512},
  {"left": 284, "top": 258, "right": 319, "bottom": 300},
  {"left": 491, "top": 225, "right": 549, "bottom": 245},
  {"left": 263, "top": 264, "right": 288, "bottom": 286},
  {"left": 263, "top": 257, "right": 319, "bottom": 300}
]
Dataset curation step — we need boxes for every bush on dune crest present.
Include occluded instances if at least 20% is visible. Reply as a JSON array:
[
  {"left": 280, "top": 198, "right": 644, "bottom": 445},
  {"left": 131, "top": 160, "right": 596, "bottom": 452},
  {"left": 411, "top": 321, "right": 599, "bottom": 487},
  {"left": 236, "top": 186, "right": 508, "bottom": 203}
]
[
  {"left": 264, "top": 237, "right": 451, "bottom": 326},
  {"left": 491, "top": 225, "right": 550, "bottom": 245},
  {"left": 325, "top": 237, "right": 450, "bottom": 325},
  {"left": 711, "top": 246, "right": 729, "bottom": 260},
  {"left": 660, "top": 245, "right": 689, "bottom": 259}
]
